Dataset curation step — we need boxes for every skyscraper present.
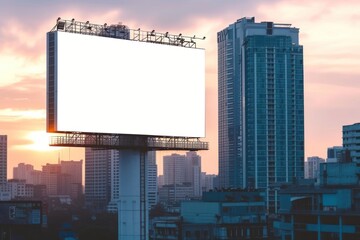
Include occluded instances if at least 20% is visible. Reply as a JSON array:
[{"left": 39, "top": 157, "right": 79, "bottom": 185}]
[
  {"left": 85, "top": 148, "right": 111, "bottom": 211},
  {"left": 147, "top": 151, "right": 158, "bottom": 209},
  {"left": 0, "top": 135, "right": 7, "bottom": 184},
  {"left": 218, "top": 17, "right": 304, "bottom": 211}
]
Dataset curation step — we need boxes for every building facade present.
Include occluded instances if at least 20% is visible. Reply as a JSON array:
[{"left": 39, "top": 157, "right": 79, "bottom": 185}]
[
  {"left": 150, "top": 190, "right": 268, "bottom": 240},
  {"left": 147, "top": 151, "right": 158, "bottom": 209},
  {"left": 163, "top": 154, "right": 186, "bottom": 186},
  {"left": 327, "top": 146, "right": 343, "bottom": 163},
  {"left": 0, "top": 135, "right": 7, "bottom": 184},
  {"left": 274, "top": 162, "right": 360, "bottom": 240},
  {"left": 41, "top": 163, "right": 62, "bottom": 195},
  {"left": 217, "top": 17, "right": 304, "bottom": 212},
  {"left": 13, "top": 163, "right": 34, "bottom": 184},
  {"left": 343, "top": 123, "right": 360, "bottom": 162},
  {"left": 162, "top": 152, "right": 202, "bottom": 202},
  {"left": 85, "top": 148, "right": 111, "bottom": 211},
  {"left": 305, "top": 156, "right": 325, "bottom": 180}
]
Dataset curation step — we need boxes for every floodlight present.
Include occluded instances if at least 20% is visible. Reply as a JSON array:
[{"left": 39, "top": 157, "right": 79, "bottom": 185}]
[{"left": 57, "top": 21, "right": 65, "bottom": 30}]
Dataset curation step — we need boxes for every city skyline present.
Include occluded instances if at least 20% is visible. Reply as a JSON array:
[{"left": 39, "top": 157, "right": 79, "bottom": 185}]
[{"left": 1, "top": 0, "right": 360, "bottom": 177}]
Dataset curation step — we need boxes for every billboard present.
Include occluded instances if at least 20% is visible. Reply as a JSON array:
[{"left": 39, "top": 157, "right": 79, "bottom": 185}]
[
  {"left": 47, "top": 31, "right": 205, "bottom": 137},
  {"left": 0, "top": 201, "right": 42, "bottom": 225}
]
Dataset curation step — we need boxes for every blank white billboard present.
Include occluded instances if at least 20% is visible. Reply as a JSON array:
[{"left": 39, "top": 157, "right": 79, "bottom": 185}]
[{"left": 47, "top": 31, "right": 205, "bottom": 137}]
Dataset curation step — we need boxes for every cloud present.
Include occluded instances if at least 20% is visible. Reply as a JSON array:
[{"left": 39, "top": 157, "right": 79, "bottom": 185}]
[
  {"left": 0, "top": 77, "right": 45, "bottom": 109},
  {"left": 0, "top": 108, "right": 45, "bottom": 122}
]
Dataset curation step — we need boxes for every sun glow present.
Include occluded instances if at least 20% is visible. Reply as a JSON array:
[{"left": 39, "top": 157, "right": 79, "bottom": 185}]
[{"left": 23, "top": 131, "right": 60, "bottom": 152}]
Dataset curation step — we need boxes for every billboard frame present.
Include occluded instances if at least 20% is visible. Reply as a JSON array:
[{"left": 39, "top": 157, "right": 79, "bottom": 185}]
[{"left": 47, "top": 19, "right": 207, "bottom": 141}]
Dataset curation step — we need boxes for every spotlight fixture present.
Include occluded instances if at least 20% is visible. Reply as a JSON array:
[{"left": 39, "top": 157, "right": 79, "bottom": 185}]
[
  {"left": 71, "top": 18, "right": 75, "bottom": 22},
  {"left": 56, "top": 18, "right": 65, "bottom": 30},
  {"left": 203, "top": 36, "right": 206, "bottom": 40},
  {"left": 179, "top": 33, "right": 182, "bottom": 37}
]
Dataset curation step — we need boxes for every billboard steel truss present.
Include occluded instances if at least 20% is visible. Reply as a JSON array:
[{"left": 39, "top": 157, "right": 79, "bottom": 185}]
[
  {"left": 51, "top": 18, "right": 205, "bottom": 48},
  {"left": 50, "top": 133, "right": 208, "bottom": 151}
]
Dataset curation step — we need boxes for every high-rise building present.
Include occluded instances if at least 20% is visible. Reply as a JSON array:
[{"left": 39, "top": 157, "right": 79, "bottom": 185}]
[
  {"left": 185, "top": 152, "right": 202, "bottom": 197},
  {"left": 85, "top": 148, "right": 111, "bottom": 211},
  {"left": 147, "top": 151, "right": 158, "bottom": 209},
  {"left": 13, "top": 163, "right": 34, "bottom": 183},
  {"left": 201, "top": 173, "right": 217, "bottom": 192},
  {"left": 304, "top": 156, "right": 325, "bottom": 179},
  {"left": 61, "top": 160, "right": 83, "bottom": 185},
  {"left": 13, "top": 163, "right": 42, "bottom": 185},
  {"left": 61, "top": 160, "right": 83, "bottom": 199},
  {"left": 218, "top": 17, "right": 304, "bottom": 211},
  {"left": 0, "top": 135, "right": 7, "bottom": 184},
  {"left": 107, "top": 150, "right": 120, "bottom": 212},
  {"left": 163, "top": 154, "right": 186, "bottom": 186},
  {"left": 41, "top": 163, "right": 62, "bottom": 195},
  {"left": 162, "top": 152, "right": 202, "bottom": 201},
  {"left": 343, "top": 123, "right": 360, "bottom": 162}
]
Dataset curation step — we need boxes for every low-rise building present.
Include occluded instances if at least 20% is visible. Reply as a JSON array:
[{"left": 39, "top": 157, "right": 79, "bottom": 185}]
[
  {"left": 274, "top": 162, "right": 360, "bottom": 240},
  {"left": 182, "top": 190, "right": 268, "bottom": 240}
]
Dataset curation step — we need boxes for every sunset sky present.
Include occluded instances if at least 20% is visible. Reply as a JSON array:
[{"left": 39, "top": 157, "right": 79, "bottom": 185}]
[{"left": 1, "top": 0, "right": 360, "bottom": 177}]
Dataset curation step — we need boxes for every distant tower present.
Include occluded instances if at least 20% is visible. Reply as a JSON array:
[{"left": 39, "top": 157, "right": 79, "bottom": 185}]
[
  {"left": 305, "top": 156, "right": 325, "bottom": 179},
  {"left": 218, "top": 17, "right": 304, "bottom": 212},
  {"left": 61, "top": 160, "right": 83, "bottom": 199},
  {"left": 0, "top": 135, "right": 7, "bottom": 184},
  {"left": 185, "top": 152, "right": 202, "bottom": 197},
  {"left": 163, "top": 152, "right": 202, "bottom": 197},
  {"left": 13, "top": 163, "right": 34, "bottom": 183},
  {"left": 85, "top": 148, "right": 111, "bottom": 211},
  {"left": 41, "top": 163, "right": 62, "bottom": 195},
  {"left": 147, "top": 151, "right": 158, "bottom": 209},
  {"left": 163, "top": 154, "right": 186, "bottom": 185}
]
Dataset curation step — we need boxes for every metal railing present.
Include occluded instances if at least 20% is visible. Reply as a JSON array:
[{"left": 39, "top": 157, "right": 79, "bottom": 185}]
[
  {"left": 50, "top": 18, "right": 205, "bottom": 49},
  {"left": 50, "top": 133, "right": 208, "bottom": 151}
]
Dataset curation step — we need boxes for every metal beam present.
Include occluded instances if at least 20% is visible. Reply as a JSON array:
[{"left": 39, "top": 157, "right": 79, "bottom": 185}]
[{"left": 49, "top": 133, "right": 209, "bottom": 151}]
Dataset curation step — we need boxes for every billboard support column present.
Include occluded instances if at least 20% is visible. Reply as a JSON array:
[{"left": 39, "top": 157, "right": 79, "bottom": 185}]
[{"left": 117, "top": 150, "right": 148, "bottom": 240}]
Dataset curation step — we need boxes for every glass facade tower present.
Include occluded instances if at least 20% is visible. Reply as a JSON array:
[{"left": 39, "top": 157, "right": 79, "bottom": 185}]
[{"left": 218, "top": 17, "right": 304, "bottom": 211}]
